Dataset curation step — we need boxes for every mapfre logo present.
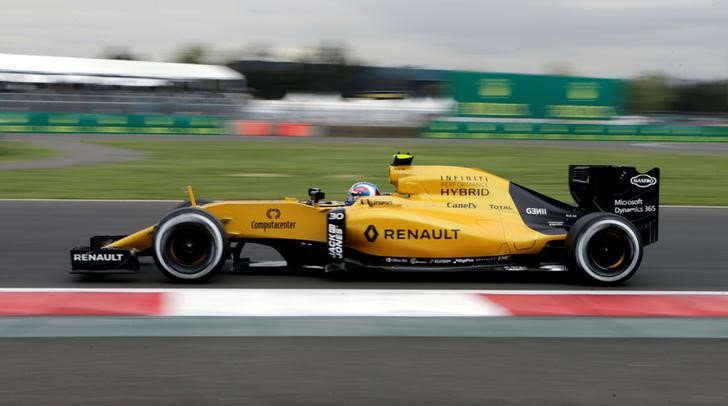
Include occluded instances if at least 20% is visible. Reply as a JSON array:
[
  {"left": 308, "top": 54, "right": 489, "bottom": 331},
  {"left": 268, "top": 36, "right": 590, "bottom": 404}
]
[
  {"left": 266, "top": 208, "right": 281, "bottom": 219},
  {"left": 630, "top": 174, "right": 657, "bottom": 188}
]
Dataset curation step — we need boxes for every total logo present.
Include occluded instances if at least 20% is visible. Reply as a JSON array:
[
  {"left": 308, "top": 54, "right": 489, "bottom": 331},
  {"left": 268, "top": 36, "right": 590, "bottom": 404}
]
[{"left": 630, "top": 174, "right": 657, "bottom": 188}]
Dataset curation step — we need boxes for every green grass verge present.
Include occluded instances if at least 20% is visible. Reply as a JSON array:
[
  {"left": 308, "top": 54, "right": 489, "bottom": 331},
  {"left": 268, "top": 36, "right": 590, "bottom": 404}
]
[
  {"left": 0, "top": 139, "right": 726, "bottom": 205},
  {"left": 0, "top": 140, "right": 57, "bottom": 162}
]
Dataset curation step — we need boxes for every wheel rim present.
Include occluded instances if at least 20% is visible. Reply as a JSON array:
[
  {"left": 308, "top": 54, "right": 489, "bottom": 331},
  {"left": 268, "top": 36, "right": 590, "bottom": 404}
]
[
  {"left": 587, "top": 229, "right": 629, "bottom": 273},
  {"left": 575, "top": 218, "right": 641, "bottom": 283},
  {"left": 166, "top": 223, "right": 213, "bottom": 271},
  {"left": 154, "top": 212, "right": 225, "bottom": 279}
]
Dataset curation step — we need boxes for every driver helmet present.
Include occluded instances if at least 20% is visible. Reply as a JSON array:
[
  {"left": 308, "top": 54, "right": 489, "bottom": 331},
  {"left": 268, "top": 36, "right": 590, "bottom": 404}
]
[{"left": 345, "top": 182, "right": 381, "bottom": 205}]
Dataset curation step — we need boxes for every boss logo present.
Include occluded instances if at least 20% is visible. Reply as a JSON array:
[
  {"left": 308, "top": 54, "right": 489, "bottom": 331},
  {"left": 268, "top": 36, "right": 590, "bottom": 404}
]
[{"left": 630, "top": 174, "right": 657, "bottom": 188}]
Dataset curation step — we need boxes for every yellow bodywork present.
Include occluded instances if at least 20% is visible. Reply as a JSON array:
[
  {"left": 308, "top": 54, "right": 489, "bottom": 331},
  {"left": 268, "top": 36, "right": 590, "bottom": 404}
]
[{"left": 110, "top": 162, "right": 565, "bottom": 259}]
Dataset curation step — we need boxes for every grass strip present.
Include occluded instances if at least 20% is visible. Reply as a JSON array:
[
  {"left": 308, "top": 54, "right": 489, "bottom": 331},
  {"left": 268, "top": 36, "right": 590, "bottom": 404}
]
[{"left": 0, "top": 139, "right": 725, "bottom": 205}]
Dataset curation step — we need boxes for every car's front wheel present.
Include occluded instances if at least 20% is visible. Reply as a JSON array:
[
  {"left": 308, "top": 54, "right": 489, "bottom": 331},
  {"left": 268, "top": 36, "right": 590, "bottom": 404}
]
[
  {"left": 152, "top": 208, "right": 228, "bottom": 283},
  {"left": 565, "top": 212, "right": 643, "bottom": 285}
]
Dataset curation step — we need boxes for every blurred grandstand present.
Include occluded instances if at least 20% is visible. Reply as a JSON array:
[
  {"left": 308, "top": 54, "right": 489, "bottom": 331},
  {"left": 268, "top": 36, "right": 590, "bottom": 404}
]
[
  {"left": 0, "top": 52, "right": 726, "bottom": 137},
  {"left": 0, "top": 53, "right": 247, "bottom": 116}
]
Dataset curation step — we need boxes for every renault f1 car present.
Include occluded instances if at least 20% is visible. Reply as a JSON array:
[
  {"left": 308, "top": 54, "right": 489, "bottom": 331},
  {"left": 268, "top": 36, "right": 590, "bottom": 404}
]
[{"left": 70, "top": 154, "right": 659, "bottom": 285}]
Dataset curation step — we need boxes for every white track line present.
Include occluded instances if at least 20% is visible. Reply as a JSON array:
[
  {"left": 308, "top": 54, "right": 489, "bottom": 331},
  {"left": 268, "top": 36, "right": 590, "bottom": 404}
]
[{"left": 1, "top": 288, "right": 727, "bottom": 295}]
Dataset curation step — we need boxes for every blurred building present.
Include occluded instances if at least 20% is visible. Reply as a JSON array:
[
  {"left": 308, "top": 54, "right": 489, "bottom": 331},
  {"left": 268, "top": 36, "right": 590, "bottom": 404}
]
[
  {"left": 228, "top": 60, "right": 447, "bottom": 100},
  {"left": 0, "top": 53, "right": 247, "bottom": 116}
]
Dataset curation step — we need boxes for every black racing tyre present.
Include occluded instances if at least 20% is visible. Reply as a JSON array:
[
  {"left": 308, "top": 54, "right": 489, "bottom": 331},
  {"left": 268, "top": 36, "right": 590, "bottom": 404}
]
[
  {"left": 565, "top": 212, "right": 643, "bottom": 286},
  {"left": 152, "top": 208, "right": 228, "bottom": 283}
]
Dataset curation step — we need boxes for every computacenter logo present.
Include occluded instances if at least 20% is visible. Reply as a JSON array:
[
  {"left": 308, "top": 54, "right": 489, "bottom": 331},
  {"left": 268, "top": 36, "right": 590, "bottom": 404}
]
[{"left": 251, "top": 208, "right": 296, "bottom": 231}]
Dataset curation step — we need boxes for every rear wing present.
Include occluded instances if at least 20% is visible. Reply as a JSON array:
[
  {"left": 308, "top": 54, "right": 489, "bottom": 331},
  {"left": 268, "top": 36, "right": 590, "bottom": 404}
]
[{"left": 569, "top": 165, "right": 660, "bottom": 245}]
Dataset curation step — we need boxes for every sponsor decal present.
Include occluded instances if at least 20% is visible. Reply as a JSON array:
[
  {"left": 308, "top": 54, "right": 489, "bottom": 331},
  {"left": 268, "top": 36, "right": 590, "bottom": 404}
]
[
  {"left": 364, "top": 226, "right": 459, "bottom": 242},
  {"left": 614, "top": 206, "right": 656, "bottom": 215},
  {"left": 251, "top": 220, "right": 296, "bottom": 231},
  {"left": 327, "top": 224, "right": 344, "bottom": 259},
  {"left": 446, "top": 202, "right": 478, "bottom": 209},
  {"left": 73, "top": 253, "right": 124, "bottom": 261},
  {"left": 489, "top": 204, "right": 513, "bottom": 210},
  {"left": 613, "top": 198, "right": 656, "bottom": 215},
  {"left": 327, "top": 210, "right": 345, "bottom": 260},
  {"left": 504, "top": 265, "right": 529, "bottom": 271},
  {"left": 359, "top": 199, "right": 394, "bottom": 208},
  {"left": 548, "top": 221, "right": 565, "bottom": 227},
  {"left": 439, "top": 174, "right": 489, "bottom": 196},
  {"left": 384, "top": 257, "right": 408, "bottom": 264},
  {"left": 253, "top": 208, "right": 295, "bottom": 231},
  {"left": 630, "top": 174, "right": 657, "bottom": 188},
  {"left": 364, "top": 225, "right": 379, "bottom": 242},
  {"left": 455, "top": 255, "right": 511, "bottom": 264},
  {"left": 615, "top": 198, "right": 643, "bottom": 206},
  {"left": 383, "top": 228, "right": 460, "bottom": 240},
  {"left": 440, "top": 175, "right": 488, "bottom": 182},
  {"left": 440, "top": 188, "right": 490, "bottom": 196},
  {"left": 381, "top": 256, "right": 513, "bottom": 266},
  {"left": 526, "top": 207, "right": 548, "bottom": 215}
]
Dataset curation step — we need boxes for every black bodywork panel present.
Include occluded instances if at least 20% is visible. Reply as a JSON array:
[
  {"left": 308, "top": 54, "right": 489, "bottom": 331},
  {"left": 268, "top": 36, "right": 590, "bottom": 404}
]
[
  {"left": 569, "top": 165, "right": 660, "bottom": 244},
  {"left": 70, "top": 247, "right": 139, "bottom": 273}
]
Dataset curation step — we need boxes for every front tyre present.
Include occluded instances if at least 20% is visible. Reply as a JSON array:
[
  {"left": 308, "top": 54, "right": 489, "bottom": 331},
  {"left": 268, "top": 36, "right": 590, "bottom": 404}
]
[
  {"left": 565, "top": 212, "right": 643, "bottom": 285},
  {"left": 152, "top": 208, "right": 228, "bottom": 283}
]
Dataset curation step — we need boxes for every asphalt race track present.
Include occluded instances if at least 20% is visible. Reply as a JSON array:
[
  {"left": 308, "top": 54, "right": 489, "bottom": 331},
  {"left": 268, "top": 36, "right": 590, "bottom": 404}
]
[
  {"left": 1, "top": 337, "right": 726, "bottom": 405},
  {"left": 1, "top": 200, "right": 726, "bottom": 290},
  {"left": 3, "top": 200, "right": 728, "bottom": 404}
]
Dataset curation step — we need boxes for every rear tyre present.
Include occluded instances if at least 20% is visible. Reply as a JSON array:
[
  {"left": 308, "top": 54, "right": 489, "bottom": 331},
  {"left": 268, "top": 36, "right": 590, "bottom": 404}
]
[
  {"left": 565, "top": 212, "right": 643, "bottom": 285},
  {"left": 152, "top": 208, "right": 228, "bottom": 283}
]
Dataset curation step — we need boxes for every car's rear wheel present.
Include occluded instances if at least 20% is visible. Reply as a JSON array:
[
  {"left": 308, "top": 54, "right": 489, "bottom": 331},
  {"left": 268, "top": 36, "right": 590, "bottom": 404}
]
[
  {"left": 152, "top": 208, "right": 228, "bottom": 283},
  {"left": 565, "top": 212, "right": 643, "bottom": 285}
]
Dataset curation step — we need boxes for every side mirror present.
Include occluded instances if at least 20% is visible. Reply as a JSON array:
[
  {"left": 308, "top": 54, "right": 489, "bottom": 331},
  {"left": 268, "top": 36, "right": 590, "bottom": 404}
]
[{"left": 308, "top": 187, "right": 325, "bottom": 203}]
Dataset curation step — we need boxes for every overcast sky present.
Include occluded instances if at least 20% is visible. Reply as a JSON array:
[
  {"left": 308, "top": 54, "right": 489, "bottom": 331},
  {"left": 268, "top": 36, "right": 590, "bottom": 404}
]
[{"left": 1, "top": 0, "right": 726, "bottom": 79}]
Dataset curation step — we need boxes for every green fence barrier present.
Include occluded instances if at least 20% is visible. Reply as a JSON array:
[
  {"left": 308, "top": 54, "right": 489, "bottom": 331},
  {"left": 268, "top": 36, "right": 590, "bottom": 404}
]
[
  {"left": 449, "top": 71, "right": 624, "bottom": 120},
  {"left": 422, "top": 120, "right": 728, "bottom": 142},
  {"left": 0, "top": 112, "right": 228, "bottom": 135}
]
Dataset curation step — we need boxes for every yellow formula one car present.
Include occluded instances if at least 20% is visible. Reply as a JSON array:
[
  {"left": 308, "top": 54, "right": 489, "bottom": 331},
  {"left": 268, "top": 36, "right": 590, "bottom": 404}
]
[{"left": 70, "top": 154, "right": 659, "bottom": 285}]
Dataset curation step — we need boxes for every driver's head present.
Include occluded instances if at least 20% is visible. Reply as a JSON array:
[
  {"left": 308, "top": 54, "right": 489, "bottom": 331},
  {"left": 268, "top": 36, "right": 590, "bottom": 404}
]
[{"left": 345, "top": 182, "right": 381, "bottom": 205}]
